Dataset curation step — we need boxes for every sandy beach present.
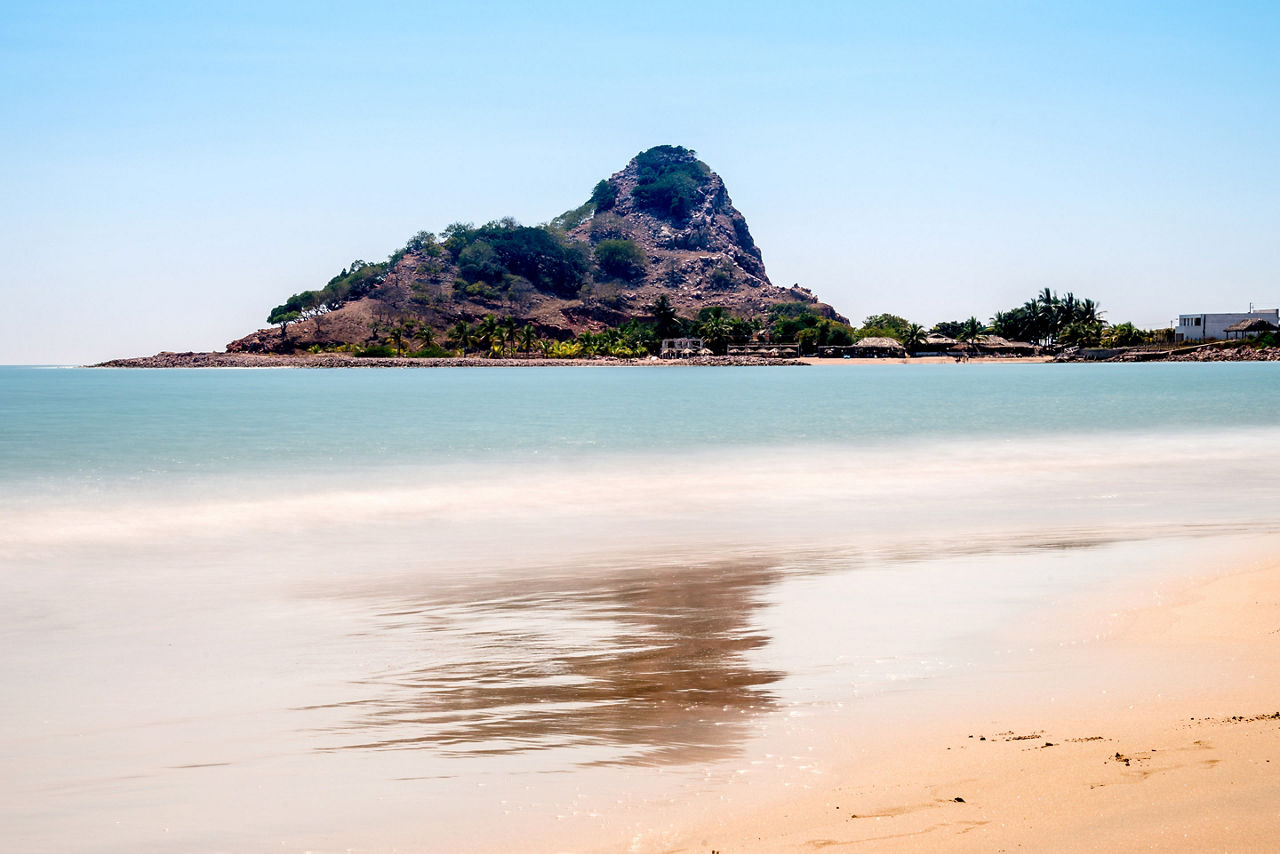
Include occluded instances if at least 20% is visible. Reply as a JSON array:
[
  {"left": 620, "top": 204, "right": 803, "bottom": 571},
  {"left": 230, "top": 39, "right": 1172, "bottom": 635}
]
[{"left": 654, "top": 543, "right": 1280, "bottom": 853}]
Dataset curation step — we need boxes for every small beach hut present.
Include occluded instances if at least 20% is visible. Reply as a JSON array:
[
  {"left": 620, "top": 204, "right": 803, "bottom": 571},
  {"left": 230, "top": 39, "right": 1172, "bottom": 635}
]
[
  {"left": 850, "top": 337, "right": 907, "bottom": 358},
  {"left": 975, "top": 335, "right": 1039, "bottom": 356},
  {"left": 918, "top": 333, "right": 958, "bottom": 356},
  {"left": 1223, "top": 318, "right": 1278, "bottom": 339}
]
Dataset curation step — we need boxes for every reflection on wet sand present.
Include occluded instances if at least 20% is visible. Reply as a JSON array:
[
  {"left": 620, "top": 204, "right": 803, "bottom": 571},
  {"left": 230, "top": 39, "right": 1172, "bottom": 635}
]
[{"left": 313, "top": 560, "right": 785, "bottom": 767}]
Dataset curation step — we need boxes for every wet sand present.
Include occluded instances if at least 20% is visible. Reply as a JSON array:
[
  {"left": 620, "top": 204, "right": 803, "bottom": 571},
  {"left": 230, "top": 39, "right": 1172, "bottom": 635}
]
[{"left": 658, "top": 546, "right": 1280, "bottom": 853}]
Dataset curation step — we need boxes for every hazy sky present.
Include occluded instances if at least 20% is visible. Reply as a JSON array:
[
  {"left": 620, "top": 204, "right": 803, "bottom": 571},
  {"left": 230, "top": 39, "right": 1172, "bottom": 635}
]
[{"left": 3, "top": 1, "right": 1277, "bottom": 363}]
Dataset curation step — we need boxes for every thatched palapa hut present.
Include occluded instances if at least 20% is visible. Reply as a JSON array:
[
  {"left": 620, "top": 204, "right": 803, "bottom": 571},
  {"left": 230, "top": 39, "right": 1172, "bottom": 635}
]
[
  {"left": 1224, "top": 318, "right": 1278, "bottom": 339},
  {"left": 850, "top": 336, "right": 907, "bottom": 358}
]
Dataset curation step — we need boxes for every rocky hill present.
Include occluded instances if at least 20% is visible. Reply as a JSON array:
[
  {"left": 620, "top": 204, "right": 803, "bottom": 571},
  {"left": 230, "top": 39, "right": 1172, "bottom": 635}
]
[{"left": 227, "top": 145, "right": 846, "bottom": 354}]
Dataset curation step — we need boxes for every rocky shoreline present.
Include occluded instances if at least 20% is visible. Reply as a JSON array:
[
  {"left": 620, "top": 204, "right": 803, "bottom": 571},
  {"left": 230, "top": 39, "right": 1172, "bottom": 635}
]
[
  {"left": 92, "top": 351, "right": 806, "bottom": 369},
  {"left": 1157, "top": 345, "right": 1280, "bottom": 362},
  {"left": 1055, "top": 344, "right": 1280, "bottom": 363}
]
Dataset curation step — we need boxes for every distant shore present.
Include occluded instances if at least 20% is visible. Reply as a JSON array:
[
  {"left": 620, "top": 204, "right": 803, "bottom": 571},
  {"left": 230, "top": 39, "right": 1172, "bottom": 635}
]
[
  {"left": 92, "top": 346, "right": 1280, "bottom": 369},
  {"left": 91, "top": 352, "right": 805, "bottom": 368}
]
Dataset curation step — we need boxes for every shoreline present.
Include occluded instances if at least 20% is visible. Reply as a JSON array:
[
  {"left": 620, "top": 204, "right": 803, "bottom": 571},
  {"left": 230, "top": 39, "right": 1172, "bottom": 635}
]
[
  {"left": 87, "top": 349, "right": 1280, "bottom": 369},
  {"left": 647, "top": 540, "right": 1280, "bottom": 853},
  {"left": 91, "top": 351, "right": 806, "bottom": 368},
  {"left": 90, "top": 351, "right": 1055, "bottom": 368}
]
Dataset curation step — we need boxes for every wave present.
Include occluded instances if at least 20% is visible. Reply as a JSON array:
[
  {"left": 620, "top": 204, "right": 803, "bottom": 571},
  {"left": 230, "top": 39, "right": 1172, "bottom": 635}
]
[{"left": 4, "top": 427, "right": 1279, "bottom": 575}]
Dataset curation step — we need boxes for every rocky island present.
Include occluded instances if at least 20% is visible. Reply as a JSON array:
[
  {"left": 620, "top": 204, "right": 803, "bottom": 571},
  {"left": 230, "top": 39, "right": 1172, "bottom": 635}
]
[{"left": 102, "top": 146, "right": 849, "bottom": 367}]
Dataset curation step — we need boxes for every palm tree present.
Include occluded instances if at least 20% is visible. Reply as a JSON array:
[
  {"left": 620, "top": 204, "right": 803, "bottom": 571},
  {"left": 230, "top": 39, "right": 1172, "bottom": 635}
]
[
  {"left": 958, "top": 316, "right": 985, "bottom": 354},
  {"left": 387, "top": 319, "right": 410, "bottom": 356},
  {"left": 475, "top": 315, "right": 501, "bottom": 357},
  {"left": 648, "top": 294, "right": 682, "bottom": 339},
  {"left": 416, "top": 325, "right": 436, "bottom": 351},
  {"left": 698, "top": 312, "right": 733, "bottom": 355},
  {"left": 446, "top": 321, "right": 473, "bottom": 355},
  {"left": 518, "top": 324, "right": 537, "bottom": 354},
  {"left": 902, "top": 323, "right": 926, "bottom": 356},
  {"left": 1077, "top": 298, "right": 1104, "bottom": 326},
  {"left": 499, "top": 316, "right": 518, "bottom": 356},
  {"left": 1060, "top": 291, "right": 1080, "bottom": 327}
]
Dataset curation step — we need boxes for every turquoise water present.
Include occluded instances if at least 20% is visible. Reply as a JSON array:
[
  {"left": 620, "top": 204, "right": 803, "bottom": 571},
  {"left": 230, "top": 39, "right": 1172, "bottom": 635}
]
[
  {"left": 2, "top": 363, "right": 1279, "bottom": 853},
  {"left": 3, "top": 362, "right": 1278, "bottom": 485}
]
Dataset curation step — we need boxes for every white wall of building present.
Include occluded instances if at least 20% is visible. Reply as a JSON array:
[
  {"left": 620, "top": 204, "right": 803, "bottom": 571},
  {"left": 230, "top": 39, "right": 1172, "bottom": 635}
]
[{"left": 1175, "top": 309, "right": 1279, "bottom": 341}]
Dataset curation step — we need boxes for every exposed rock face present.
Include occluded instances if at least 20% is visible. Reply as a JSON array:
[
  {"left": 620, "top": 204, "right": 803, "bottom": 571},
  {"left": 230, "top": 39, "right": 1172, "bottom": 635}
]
[
  {"left": 227, "top": 146, "right": 846, "bottom": 354},
  {"left": 567, "top": 146, "right": 770, "bottom": 287}
]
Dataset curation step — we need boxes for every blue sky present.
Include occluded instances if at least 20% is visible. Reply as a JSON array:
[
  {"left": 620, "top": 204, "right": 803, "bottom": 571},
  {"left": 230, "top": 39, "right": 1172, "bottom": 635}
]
[{"left": 2, "top": 1, "right": 1277, "bottom": 362}]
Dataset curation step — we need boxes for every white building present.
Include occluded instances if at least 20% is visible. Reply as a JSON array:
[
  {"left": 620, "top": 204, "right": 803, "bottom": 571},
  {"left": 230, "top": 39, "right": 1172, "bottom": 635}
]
[{"left": 1175, "top": 309, "right": 1279, "bottom": 342}]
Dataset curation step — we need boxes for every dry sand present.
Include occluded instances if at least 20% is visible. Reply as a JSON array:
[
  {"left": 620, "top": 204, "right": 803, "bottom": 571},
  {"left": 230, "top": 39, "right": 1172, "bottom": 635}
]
[{"left": 655, "top": 548, "right": 1280, "bottom": 853}]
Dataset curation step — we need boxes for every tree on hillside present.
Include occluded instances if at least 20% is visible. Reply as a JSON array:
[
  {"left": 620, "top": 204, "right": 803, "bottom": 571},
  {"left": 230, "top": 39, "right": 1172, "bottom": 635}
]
[
  {"left": 648, "top": 294, "right": 683, "bottom": 339},
  {"left": 267, "top": 305, "right": 301, "bottom": 339}
]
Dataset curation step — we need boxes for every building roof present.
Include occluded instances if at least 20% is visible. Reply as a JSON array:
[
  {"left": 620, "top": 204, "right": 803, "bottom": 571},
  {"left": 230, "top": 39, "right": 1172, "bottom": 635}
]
[
  {"left": 1224, "top": 318, "right": 1278, "bottom": 333},
  {"left": 976, "top": 335, "right": 1036, "bottom": 349},
  {"left": 853, "top": 336, "right": 906, "bottom": 350}
]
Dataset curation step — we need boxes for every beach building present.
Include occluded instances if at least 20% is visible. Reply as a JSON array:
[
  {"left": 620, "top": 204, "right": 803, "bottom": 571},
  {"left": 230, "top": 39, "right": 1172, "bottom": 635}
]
[
  {"left": 1175, "top": 309, "right": 1279, "bottom": 342},
  {"left": 659, "top": 337, "right": 707, "bottom": 358},
  {"left": 916, "top": 333, "right": 958, "bottom": 356},
  {"left": 974, "top": 335, "right": 1039, "bottom": 356},
  {"left": 848, "top": 337, "right": 906, "bottom": 358},
  {"left": 728, "top": 341, "right": 801, "bottom": 357},
  {"left": 1223, "top": 318, "right": 1279, "bottom": 339}
]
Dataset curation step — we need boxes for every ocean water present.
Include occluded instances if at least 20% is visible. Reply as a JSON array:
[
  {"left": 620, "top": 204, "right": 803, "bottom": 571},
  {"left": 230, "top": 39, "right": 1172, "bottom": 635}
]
[{"left": 2, "top": 362, "right": 1279, "bottom": 852}]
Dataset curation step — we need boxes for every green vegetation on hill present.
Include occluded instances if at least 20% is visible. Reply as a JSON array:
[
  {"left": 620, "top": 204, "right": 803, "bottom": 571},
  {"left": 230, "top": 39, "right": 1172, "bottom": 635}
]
[
  {"left": 630, "top": 145, "right": 711, "bottom": 222},
  {"left": 443, "top": 218, "right": 591, "bottom": 298},
  {"left": 593, "top": 238, "right": 647, "bottom": 282},
  {"left": 267, "top": 259, "right": 390, "bottom": 333}
]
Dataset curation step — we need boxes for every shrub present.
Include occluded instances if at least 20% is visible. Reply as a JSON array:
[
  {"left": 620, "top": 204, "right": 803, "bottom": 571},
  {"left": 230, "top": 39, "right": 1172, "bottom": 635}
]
[
  {"left": 590, "top": 179, "right": 618, "bottom": 211},
  {"left": 549, "top": 201, "right": 593, "bottom": 232},
  {"left": 464, "top": 281, "right": 499, "bottom": 300},
  {"left": 707, "top": 262, "right": 735, "bottom": 290},
  {"left": 594, "top": 239, "right": 647, "bottom": 282},
  {"left": 408, "top": 344, "right": 451, "bottom": 358},
  {"left": 356, "top": 344, "right": 395, "bottom": 358},
  {"left": 589, "top": 212, "right": 628, "bottom": 243},
  {"left": 1105, "top": 322, "right": 1144, "bottom": 347},
  {"left": 593, "top": 281, "right": 625, "bottom": 308},
  {"left": 547, "top": 340, "right": 584, "bottom": 358}
]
